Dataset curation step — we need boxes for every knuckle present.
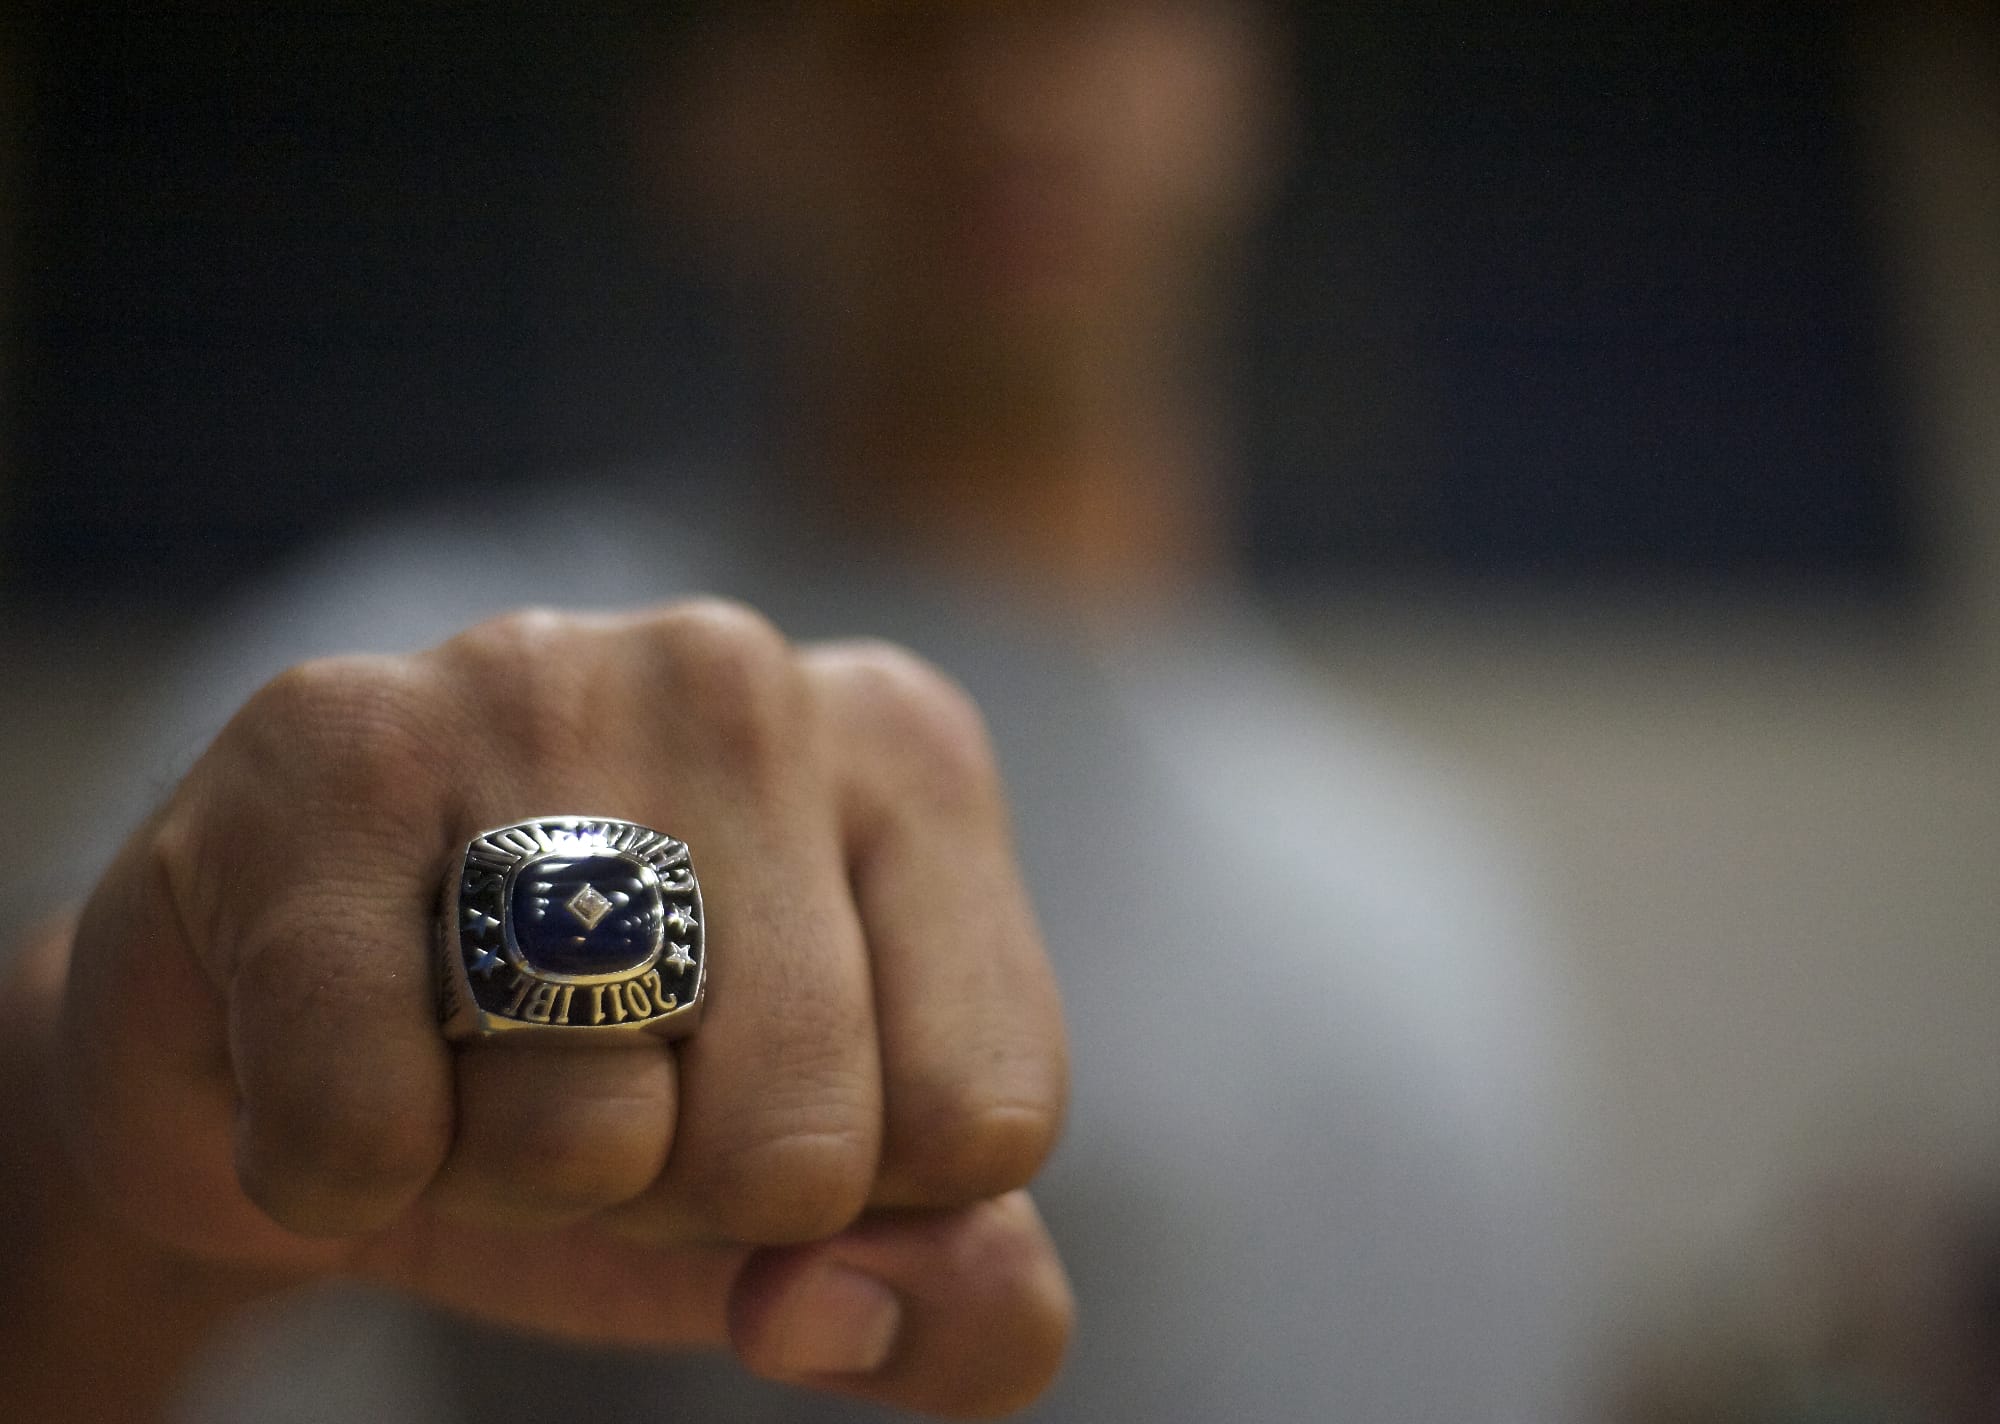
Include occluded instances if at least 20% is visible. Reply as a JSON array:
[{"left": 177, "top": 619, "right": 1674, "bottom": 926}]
[
  {"left": 146, "top": 798, "right": 217, "bottom": 946},
  {"left": 477, "top": 1118, "right": 661, "bottom": 1217},
  {"left": 239, "top": 653, "right": 367, "bottom": 728},
  {"left": 434, "top": 608, "right": 597, "bottom": 766},
  {"left": 698, "top": 1121, "right": 877, "bottom": 1245},
  {"left": 238, "top": 1086, "right": 447, "bottom": 1235},
  {"left": 897, "top": 1091, "right": 1063, "bottom": 1204},
  {"left": 441, "top": 605, "right": 578, "bottom": 668},
  {"left": 490, "top": 668, "right": 595, "bottom": 773},
  {"left": 650, "top": 599, "right": 803, "bottom": 776},
  {"left": 824, "top": 641, "right": 1001, "bottom": 811},
  {"left": 657, "top": 596, "right": 790, "bottom": 655},
  {"left": 233, "top": 654, "right": 443, "bottom": 805},
  {"left": 454, "top": 1064, "right": 675, "bottom": 1218}
]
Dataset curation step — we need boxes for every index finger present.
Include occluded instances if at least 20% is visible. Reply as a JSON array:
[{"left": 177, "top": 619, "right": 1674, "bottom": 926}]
[{"left": 68, "top": 655, "right": 459, "bottom": 1245}]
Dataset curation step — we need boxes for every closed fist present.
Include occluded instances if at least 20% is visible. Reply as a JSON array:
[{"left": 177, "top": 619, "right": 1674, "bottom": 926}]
[{"left": 58, "top": 600, "right": 1073, "bottom": 1417}]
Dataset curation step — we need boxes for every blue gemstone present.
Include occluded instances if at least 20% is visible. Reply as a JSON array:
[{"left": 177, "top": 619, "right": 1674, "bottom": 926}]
[{"left": 509, "top": 852, "right": 661, "bottom": 977}]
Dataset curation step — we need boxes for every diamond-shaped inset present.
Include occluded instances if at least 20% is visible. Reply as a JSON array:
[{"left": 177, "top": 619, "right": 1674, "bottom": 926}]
[{"left": 565, "top": 882, "right": 615, "bottom": 931}]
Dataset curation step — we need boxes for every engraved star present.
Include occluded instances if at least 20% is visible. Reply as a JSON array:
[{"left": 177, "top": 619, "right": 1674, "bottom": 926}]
[
  {"left": 663, "top": 942, "right": 696, "bottom": 976},
  {"left": 462, "top": 908, "right": 500, "bottom": 936},
  {"left": 468, "top": 947, "right": 503, "bottom": 979},
  {"left": 665, "top": 905, "right": 698, "bottom": 935}
]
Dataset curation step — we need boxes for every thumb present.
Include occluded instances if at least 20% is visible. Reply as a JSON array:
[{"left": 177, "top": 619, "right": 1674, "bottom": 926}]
[
  {"left": 730, "top": 1192, "right": 1073, "bottom": 1419},
  {"left": 354, "top": 1190, "right": 1073, "bottom": 1418}
]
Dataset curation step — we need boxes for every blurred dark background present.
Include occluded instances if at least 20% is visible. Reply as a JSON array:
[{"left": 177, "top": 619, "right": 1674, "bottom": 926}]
[{"left": 2, "top": 2, "right": 1916, "bottom": 611}]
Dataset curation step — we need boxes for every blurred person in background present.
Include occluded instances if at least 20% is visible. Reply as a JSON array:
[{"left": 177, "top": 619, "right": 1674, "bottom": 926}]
[{"left": 1, "top": 2, "right": 1592, "bottom": 1420}]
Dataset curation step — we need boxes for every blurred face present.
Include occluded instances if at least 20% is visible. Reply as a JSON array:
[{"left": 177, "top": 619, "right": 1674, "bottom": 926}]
[{"left": 662, "top": 0, "right": 1285, "bottom": 394}]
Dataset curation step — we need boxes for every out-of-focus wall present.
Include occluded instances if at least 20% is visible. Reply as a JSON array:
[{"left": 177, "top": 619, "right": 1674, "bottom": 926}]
[
  {"left": 5, "top": 4, "right": 1915, "bottom": 608},
  {"left": 1295, "top": 0, "right": 2000, "bottom": 1361}
]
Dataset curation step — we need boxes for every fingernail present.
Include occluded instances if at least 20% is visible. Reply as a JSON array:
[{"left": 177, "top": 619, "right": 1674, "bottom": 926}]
[{"left": 766, "top": 1263, "right": 902, "bottom": 1377}]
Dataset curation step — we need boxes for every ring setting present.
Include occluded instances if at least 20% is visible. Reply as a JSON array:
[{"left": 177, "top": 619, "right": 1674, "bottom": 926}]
[{"left": 439, "top": 815, "right": 705, "bottom": 1040}]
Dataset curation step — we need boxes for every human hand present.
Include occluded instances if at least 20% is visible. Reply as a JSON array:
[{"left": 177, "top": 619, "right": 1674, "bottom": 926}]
[{"left": 56, "top": 602, "right": 1072, "bottom": 1417}]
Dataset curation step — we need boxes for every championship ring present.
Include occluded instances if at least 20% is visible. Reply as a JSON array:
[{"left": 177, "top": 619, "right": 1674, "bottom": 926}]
[{"left": 439, "top": 815, "right": 705, "bottom": 1041}]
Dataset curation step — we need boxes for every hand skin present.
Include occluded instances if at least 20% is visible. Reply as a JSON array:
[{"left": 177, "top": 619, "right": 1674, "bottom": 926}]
[
  {"left": 0, "top": 602, "right": 1074, "bottom": 1421},
  {"left": 0, "top": 921, "right": 302, "bottom": 1421}
]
